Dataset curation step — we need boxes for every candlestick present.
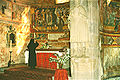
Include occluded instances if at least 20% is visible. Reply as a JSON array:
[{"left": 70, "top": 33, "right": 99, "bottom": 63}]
[
  {"left": 10, "top": 40, "right": 12, "bottom": 51},
  {"left": 8, "top": 51, "right": 12, "bottom": 67}
]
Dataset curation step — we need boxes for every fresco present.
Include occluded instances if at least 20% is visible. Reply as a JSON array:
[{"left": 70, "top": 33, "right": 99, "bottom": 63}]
[
  {"left": 30, "top": 7, "right": 69, "bottom": 32},
  {"left": 29, "top": 6, "right": 70, "bottom": 49},
  {"left": 0, "top": 0, "right": 25, "bottom": 22},
  {"left": 103, "top": 47, "right": 120, "bottom": 79},
  {"left": 100, "top": 33, "right": 120, "bottom": 79},
  {"left": 100, "top": 0, "right": 120, "bottom": 79},
  {"left": 0, "top": 23, "right": 12, "bottom": 67},
  {"left": 0, "top": 0, "right": 12, "bottom": 20},
  {"left": 101, "top": 0, "right": 120, "bottom": 32},
  {"left": 12, "top": 4, "right": 25, "bottom": 21}
]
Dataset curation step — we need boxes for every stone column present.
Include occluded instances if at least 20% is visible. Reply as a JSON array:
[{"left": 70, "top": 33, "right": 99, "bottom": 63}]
[{"left": 70, "top": 0, "right": 102, "bottom": 80}]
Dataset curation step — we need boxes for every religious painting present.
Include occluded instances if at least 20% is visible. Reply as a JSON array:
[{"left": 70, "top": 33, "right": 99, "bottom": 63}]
[
  {"left": 0, "top": 0, "right": 12, "bottom": 20},
  {"left": 101, "top": 0, "right": 120, "bottom": 32},
  {"left": 103, "top": 48, "right": 120, "bottom": 79},
  {"left": 30, "top": 7, "right": 70, "bottom": 32},
  {"left": 12, "top": 4, "right": 25, "bottom": 21}
]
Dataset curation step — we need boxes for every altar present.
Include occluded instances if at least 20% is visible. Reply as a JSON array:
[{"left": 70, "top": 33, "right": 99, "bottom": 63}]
[{"left": 24, "top": 49, "right": 63, "bottom": 69}]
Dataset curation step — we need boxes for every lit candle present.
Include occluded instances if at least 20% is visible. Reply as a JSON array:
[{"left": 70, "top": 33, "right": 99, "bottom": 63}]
[{"left": 10, "top": 40, "right": 12, "bottom": 51}]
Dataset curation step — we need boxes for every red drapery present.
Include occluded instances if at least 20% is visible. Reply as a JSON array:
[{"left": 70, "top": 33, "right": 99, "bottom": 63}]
[
  {"left": 54, "top": 69, "right": 68, "bottom": 80},
  {"left": 36, "top": 53, "right": 57, "bottom": 69}
]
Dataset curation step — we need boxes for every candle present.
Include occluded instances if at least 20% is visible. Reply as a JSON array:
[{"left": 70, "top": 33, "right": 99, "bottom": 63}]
[
  {"left": 10, "top": 40, "right": 12, "bottom": 51},
  {"left": 34, "top": 33, "right": 36, "bottom": 38}
]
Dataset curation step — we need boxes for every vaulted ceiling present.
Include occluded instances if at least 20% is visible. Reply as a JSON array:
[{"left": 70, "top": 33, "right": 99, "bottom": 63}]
[{"left": 4, "top": 0, "right": 70, "bottom": 7}]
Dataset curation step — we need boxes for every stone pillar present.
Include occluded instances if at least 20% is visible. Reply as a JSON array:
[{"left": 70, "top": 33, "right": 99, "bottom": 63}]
[{"left": 70, "top": 0, "right": 102, "bottom": 80}]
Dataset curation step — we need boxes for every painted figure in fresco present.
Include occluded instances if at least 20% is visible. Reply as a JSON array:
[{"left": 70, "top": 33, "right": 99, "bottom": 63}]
[
  {"left": 59, "top": 9, "right": 64, "bottom": 31},
  {"left": 41, "top": 9, "right": 47, "bottom": 26},
  {"left": 55, "top": 8, "right": 64, "bottom": 31},
  {"left": 114, "top": 17, "right": 119, "bottom": 32},
  {"left": 107, "top": 7, "right": 115, "bottom": 26},
  {"left": 62, "top": 8, "right": 69, "bottom": 25},
  {"left": 27, "top": 39, "right": 39, "bottom": 69},
  {"left": 52, "top": 9, "right": 57, "bottom": 26},
  {"left": 36, "top": 9, "right": 39, "bottom": 19},
  {"left": 46, "top": 9, "right": 49, "bottom": 25},
  {"left": 46, "top": 9, "right": 53, "bottom": 26},
  {"left": 114, "top": 9, "right": 120, "bottom": 32},
  {"left": 103, "top": 2, "right": 108, "bottom": 25},
  {"left": 37, "top": 15, "right": 43, "bottom": 26},
  {"left": 41, "top": 9, "right": 45, "bottom": 21},
  {"left": 36, "top": 9, "right": 45, "bottom": 27},
  {"left": 36, "top": 9, "right": 42, "bottom": 26},
  {"left": 2, "top": 5, "right": 6, "bottom": 14}
]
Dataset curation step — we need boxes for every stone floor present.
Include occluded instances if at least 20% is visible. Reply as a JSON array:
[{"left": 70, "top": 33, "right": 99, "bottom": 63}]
[{"left": 0, "top": 64, "right": 55, "bottom": 80}]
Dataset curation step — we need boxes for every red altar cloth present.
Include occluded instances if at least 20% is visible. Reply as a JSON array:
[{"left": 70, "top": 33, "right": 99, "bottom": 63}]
[
  {"left": 36, "top": 53, "right": 57, "bottom": 69},
  {"left": 54, "top": 69, "right": 68, "bottom": 80}
]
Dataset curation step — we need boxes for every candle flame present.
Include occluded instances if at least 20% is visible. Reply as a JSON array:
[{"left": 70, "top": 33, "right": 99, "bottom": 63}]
[{"left": 16, "top": 7, "right": 30, "bottom": 55}]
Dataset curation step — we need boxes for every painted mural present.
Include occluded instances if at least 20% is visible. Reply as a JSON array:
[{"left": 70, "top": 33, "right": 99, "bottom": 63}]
[
  {"left": 30, "top": 7, "right": 69, "bottom": 32},
  {"left": 0, "top": 23, "right": 9, "bottom": 67},
  {"left": 100, "top": 0, "right": 120, "bottom": 32},
  {"left": 0, "top": 0, "right": 30, "bottom": 67},
  {"left": 12, "top": 4, "right": 25, "bottom": 21},
  {"left": 30, "top": 6, "right": 70, "bottom": 49},
  {"left": 30, "top": 32, "right": 70, "bottom": 49},
  {"left": 0, "top": 0, "right": 11, "bottom": 20},
  {"left": 102, "top": 47, "right": 120, "bottom": 80},
  {"left": 0, "top": 0, "right": 25, "bottom": 22},
  {"left": 100, "top": 35, "right": 120, "bottom": 45},
  {"left": 100, "top": 0, "right": 120, "bottom": 79}
]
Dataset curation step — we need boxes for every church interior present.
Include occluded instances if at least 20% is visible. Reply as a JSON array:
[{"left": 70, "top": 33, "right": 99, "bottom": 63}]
[{"left": 0, "top": 0, "right": 120, "bottom": 80}]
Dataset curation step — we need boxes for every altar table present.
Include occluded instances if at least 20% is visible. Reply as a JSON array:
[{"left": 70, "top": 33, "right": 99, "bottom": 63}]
[
  {"left": 36, "top": 52, "right": 57, "bottom": 69},
  {"left": 25, "top": 49, "right": 63, "bottom": 70}
]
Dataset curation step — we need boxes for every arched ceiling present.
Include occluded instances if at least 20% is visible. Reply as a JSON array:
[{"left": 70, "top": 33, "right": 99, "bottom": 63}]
[{"left": 4, "top": 0, "right": 70, "bottom": 7}]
